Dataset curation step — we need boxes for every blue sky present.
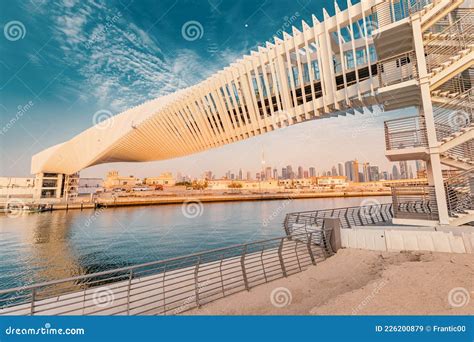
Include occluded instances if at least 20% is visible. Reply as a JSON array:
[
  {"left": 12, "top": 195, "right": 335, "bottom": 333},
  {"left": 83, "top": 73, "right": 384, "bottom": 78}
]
[{"left": 0, "top": 0, "right": 411, "bottom": 178}]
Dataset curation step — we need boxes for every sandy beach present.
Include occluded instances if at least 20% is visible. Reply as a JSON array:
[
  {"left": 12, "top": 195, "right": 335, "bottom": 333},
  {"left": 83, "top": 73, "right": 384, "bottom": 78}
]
[{"left": 186, "top": 248, "right": 474, "bottom": 315}]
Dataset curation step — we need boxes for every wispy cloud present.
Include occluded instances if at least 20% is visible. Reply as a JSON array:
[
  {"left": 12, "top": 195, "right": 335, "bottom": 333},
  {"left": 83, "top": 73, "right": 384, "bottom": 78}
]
[{"left": 46, "top": 0, "right": 242, "bottom": 113}]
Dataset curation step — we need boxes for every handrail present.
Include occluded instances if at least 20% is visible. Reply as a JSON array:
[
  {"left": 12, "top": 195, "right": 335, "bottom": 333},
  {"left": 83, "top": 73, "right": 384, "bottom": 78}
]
[
  {"left": 283, "top": 202, "right": 394, "bottom": 233},
  {"left": 0, "top": 231, "right": 331, "bottom": 316}
]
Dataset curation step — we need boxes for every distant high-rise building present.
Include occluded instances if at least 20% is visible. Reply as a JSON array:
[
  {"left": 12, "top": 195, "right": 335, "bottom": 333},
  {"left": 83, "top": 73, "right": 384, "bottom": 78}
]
[
  {"left": 337, "top": 162, "right": 344, "bottom": 177},
  {"left": 238, "top": 169, "right": 243, "bottom": 180},
  {"left": 331, "top": 166, "right": 337, "bottom": 176},
  {"left": 281, "top": 167, "right": 287, "bottom": 179},
  {"left": 362, "top": 162, "right": 370, "bottom": 182},
  {"left": 345, "top": 160, "right": 359, "bottom": 182},
  {"left": 303, "top": 170, "right": 309, "bottom": 178},
  {"left": 273, "top": 168, "right": 278, "bottom": 179},
  {"left": 381, "top": 171, "right": 389, "bottom": 180},
  {"left": 203, "top": 171, "right": 213, "bottom": 180},
  {"left": 358, "top": 172, "right": 364, "bottom": 182},
  {"left": 408, "top": 165, "right": 414, "bottom": 179},
  {"left": 392, "top": 165, "right": 400, "bottom": 180},
  {"left": 265, "top": 166, "right": 272, "bottom": 180},
  {"left": 345, "top": 161, "right": 354, "bottom": 181},
  {"left": 368, "top": 166, "right": 380, "bottom": 181},
  {"left": 231, "top": 173, "right": 235, "bottom": 180},
  {"left": 309, "top": 167, "right": 316, "bottom": 177},
  {"left": 415, "top": 160, "right": 426, "bottom": 172},
  {"left": 246, "top": 171, "right": 252, "bottom": 180},
  {"left": 399, "top": 161, "right": 408, "bottom": 179},
  {"left": 286, "top": 165, "right": 293, "bottom": 179},
  {"left": 297, "top": 166, "right": 304, "bottom": 179},
  {"left": 256, "top": 172, "right": 261, "bottom": 181}
]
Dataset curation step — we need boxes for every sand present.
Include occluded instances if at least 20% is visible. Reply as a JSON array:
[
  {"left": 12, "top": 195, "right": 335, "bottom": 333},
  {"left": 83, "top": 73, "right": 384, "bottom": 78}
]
[{"left": 186, "top": 248, "right": 474, "bottom": 315}]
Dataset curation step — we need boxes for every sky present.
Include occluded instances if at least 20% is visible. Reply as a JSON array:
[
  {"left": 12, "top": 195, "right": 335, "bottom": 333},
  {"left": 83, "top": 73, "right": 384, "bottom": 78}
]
[{"left": 0, "top": 0, "right": 413, "bottom": 179}]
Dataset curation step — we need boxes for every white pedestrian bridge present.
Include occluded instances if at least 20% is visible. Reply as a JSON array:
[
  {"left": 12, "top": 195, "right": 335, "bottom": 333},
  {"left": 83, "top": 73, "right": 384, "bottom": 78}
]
[{"left": 30, "top": 0, "right": 473, "bottom": 225}]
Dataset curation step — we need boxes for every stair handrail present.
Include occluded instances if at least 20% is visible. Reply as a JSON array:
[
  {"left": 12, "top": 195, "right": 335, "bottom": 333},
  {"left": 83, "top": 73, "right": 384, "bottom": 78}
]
[{"left": 424, "top": 10, "right": 474, "bottom": 46}]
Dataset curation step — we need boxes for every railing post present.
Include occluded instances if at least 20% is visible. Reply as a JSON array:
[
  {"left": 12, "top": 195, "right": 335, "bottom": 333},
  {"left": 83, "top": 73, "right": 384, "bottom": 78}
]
[
  {"left": 306, "top": 233, "right": 316, "bottom": 265},
  {"left": 278, "top": 238, "right": 287, "bottom": 277},
  {"left": 30, "top": 288, "right": 36, "bottom": 316},
  {"left": 126, "top": 269, "right": 133, "bottom": 315},
  {"left": 240, "top": 246, "right": 249, "bottom": 291},
  {"left": 194, "top": 257, "right": 201, "bottom": 307}
]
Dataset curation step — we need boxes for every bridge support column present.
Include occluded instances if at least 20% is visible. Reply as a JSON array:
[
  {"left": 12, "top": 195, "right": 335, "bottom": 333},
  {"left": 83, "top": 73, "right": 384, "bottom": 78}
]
[{"left": 412, "top": 15, "right": 450, "bottom": 225}]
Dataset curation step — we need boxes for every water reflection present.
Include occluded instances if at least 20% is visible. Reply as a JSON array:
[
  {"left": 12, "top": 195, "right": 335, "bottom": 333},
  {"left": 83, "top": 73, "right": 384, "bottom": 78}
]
[{"left": 0, "top": 196, "right": 390, "bottom": 289}]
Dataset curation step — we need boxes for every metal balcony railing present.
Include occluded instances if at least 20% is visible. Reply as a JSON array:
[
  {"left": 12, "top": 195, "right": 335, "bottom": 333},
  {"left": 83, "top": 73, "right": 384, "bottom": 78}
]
[
  {"left": 391, "top": 185, "right": 439, "bottom": 220},
  {"left": 0, "top": 232, "right": 330, "bottom": 316},
  {"left": 445, "top": 168, "right": 474, "bottom": 217},
  {"left": 384, "top": 115, "right": 428, "bottom": 150},
  {"left": 283, "top": 203, "right": 394, "bottom": 234},
  {"left": 377, "top": 51, "right": 418, "bottom": 87}
]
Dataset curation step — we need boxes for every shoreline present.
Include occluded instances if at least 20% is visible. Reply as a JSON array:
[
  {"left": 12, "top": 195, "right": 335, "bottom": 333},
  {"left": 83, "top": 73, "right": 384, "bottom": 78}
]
[{"left": 1, "top": 191, "right": 391, "bottom": 212}]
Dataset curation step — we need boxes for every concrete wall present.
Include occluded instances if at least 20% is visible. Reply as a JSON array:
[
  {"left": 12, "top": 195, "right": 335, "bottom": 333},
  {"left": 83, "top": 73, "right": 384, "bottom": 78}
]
[{"left": 340, "top": 226, "right": 474, "bottom": 254}]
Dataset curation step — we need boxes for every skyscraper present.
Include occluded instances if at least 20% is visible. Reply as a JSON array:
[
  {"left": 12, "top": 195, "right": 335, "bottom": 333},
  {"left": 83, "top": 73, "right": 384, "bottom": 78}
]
[
  {"left": 286, "top": 165, "right": 293, "bottom": 179},
  {"left": 368, "top": 166, "right": 380, "bottom": 181},
  {"left": 392, "top": 165, "right": 400, "bottom": 180},
  {"left": 399, "top": 161, "right": 408, "bottom": 179},
  {"left": 345, "top": 160, "right": 359, "bottom": 182},
  {"left": 345, "top": 161, "right": 354, "bottom": 181},
  {"left": 273, "top": 168, "right": 278, "bottom": 179},
  {"left": 238, "top": 169, "right": 242, "bottom": 181},
  {"left": 282, "top": 167, "right": 287, "bottom": 179},
  {"left": 331, "top": 166, "right": 337, "bottom": 176},
  {"left": 362, "top": 162, "right": 370, "bottom": 183},
  {"left": 297, "top": 166, "right": 304, "bottom": 179},
  {"left": 309, "top": 167, "right": 316, "bottom": 177},
  {"left": 265, "top": 166, "right": 272, "bottom": 180},
  {"left": 337, "top": 162, "right": 344, "bottom": 177}
]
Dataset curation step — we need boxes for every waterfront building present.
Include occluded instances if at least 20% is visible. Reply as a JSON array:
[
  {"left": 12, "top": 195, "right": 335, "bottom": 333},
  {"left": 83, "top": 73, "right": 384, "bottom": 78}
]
[
  {"left": 144, "top": 172, "right": 176, "bottom": 187},
  {"left": 316, "top": 176, "right": 348, "bottom": 187},
  {"left": 78, "top": 178, "right": 103, "bottom": 195},
  {"left": 104, "top": 171, "right": 140, "bottom": 190}
]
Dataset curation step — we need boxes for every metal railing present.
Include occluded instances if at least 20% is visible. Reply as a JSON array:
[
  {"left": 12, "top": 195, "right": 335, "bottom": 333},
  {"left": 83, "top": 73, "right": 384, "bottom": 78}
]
[
  {"left": 445, "top": 168, "right": 474, "bottom": 217},
  {"left": 0, "top": 232, "right": 330, "bottom": 316},
  {"left": 384, "top": 115, "right": 428, "bottom": 150},
  {"left": 377, "top": 51, "right": 418, "bottom": 87},
  {"left": 283, "top": 203, "right": 394, "bottom": 235},
  {"left": 425, "top": 12, "right": 474, "bottom": 74},
  {"left": 433, "top": 88, "right": 473, "bottom": 142},
  {"left": 373, "top": 0, "right": 433, "bottom": 29},
  {"left": 391, "top": 185, "right": 439, "bottom": 220}
]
